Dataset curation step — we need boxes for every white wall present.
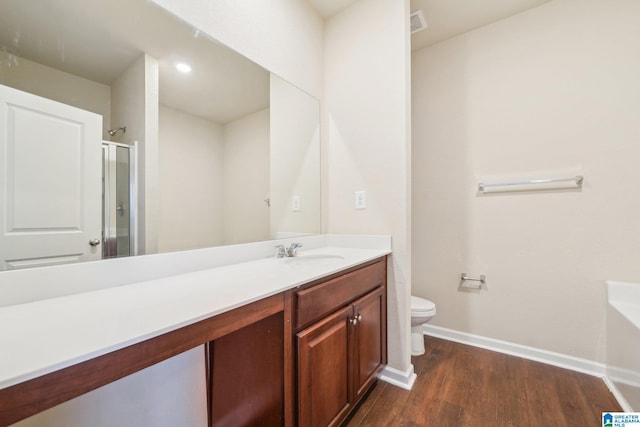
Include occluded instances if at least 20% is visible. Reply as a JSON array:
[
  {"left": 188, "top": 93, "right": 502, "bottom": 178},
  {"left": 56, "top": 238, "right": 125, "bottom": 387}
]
[
  {"left": 111, "top": 54, "right": 159, "bottom": 255},
  {"left": 222, "top": 108, "right": 271, "bottom": 244},
  {"left": 325, "top": 0, "right": 412, "bottom": 375},
  {"left": 412, "top": 0, "right": 640, "bottom": 363},
  {"left": 158, "top": 104, "right": 225, "bottom": 252},
  {"left": 0, "top": 52, "right": 111, "bottom": 138},
  {"left": 270, "top": 74, "right": 321, "bottom": 239}
]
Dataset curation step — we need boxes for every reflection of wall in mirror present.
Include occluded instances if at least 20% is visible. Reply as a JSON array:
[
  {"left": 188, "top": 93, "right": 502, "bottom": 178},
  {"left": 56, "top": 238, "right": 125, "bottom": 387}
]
[
  {"left": 158, "top": 105, "right": 224, "bottom": 252},
  {"left": 0, "top": 51, "right": 159, "bottom": 256},
  {"left": 1, "top": 50, "right": 278, "bottom": 255},
  {"left": 111, "top": 54, "right": 159, "bottom": 256},
  {"left": 223, "top": 108, "right": 270, "bottom": 245},
  {"left": 270, "top": 74, "right": 321, "bottom": 238},
  {"left": 0, "top": 51, "right": 111, "bottom": 138},
  {"left": 158, "top": 105, "right": 270, "bottom": 252}
]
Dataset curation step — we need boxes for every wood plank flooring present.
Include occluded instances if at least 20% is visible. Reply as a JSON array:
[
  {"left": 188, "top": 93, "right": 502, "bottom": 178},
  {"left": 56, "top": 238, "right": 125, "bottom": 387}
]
[{"left": 344, "top": 336, "right": 622, "bottom": 426}]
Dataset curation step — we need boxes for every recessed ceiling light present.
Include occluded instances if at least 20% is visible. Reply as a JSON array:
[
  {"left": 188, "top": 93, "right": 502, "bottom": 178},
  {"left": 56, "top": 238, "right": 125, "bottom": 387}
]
[{"left": 175, "top": 62, "right": 192, "bottom": 73}]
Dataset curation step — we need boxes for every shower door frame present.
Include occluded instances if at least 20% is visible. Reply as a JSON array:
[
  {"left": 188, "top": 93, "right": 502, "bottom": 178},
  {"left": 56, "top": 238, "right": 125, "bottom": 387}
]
[{"left": 102, "top": 141, "right": 138, "bottom": 259}]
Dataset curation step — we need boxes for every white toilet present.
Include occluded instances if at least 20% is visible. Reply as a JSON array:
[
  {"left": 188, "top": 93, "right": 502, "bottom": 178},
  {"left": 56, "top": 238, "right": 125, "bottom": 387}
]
[{"left": 411, "top": 296, "right": 436, "bottom": 356}]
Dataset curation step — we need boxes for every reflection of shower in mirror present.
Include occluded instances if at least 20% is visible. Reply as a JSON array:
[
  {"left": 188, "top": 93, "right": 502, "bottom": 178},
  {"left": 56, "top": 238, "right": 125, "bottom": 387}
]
[
  {"left": 107, "top": 126, "right": 127, "bottom": 137},
  {"left": 102, "top": 141, "right": 137, "bottom": 259}
]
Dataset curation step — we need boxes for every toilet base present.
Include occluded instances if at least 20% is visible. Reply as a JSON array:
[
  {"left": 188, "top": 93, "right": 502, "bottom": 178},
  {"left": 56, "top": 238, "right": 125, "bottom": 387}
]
[{"left": 411, "top": 324, "right": 425, "bottom": 356}]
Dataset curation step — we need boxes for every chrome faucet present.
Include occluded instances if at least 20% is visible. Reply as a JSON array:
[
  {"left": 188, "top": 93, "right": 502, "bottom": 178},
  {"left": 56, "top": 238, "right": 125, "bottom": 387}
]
[
  {"left": 287, "top": 242, "right": 303, "bottom": 257},
  {"left": 275, "top": 242, "right": 303, "bottom": 258}
]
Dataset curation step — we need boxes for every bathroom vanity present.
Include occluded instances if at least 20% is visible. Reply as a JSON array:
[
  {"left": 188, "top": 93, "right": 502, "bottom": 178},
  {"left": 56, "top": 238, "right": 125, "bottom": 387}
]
[
  {"left": 0, "top": 236, "right": 390, "bottom": 427},
  {"left": 293, "top": 258, "right": 386, "bottom": 426}
]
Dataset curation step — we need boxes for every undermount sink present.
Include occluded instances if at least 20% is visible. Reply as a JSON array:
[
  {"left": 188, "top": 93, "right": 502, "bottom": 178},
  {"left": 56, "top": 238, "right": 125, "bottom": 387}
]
[{"left": 283, "top": 254, "right": 345, "bottom": 263}]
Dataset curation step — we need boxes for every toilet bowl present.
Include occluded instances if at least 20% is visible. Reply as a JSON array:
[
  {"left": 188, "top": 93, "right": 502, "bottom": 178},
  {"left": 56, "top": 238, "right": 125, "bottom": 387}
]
[{"left": 411, "top": 296, "right": 436, "bottom": 356}]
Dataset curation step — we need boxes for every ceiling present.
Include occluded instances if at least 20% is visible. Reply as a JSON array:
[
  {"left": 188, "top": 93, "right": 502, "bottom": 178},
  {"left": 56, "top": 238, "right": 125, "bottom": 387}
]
[
  {"left": 0, "top": 0, "right": 269, "bottom": 124},
  {"left": 307, "top": 0, "right": 551, "bottom": 50},
  {"left": 0, "top": 0, "right": 552, "bottom": 124}
]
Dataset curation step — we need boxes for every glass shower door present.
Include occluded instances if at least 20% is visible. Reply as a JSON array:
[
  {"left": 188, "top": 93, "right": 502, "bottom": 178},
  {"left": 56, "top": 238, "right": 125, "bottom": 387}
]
[{"left": 102, "top": 142, "right": 136, "bottom": 259}]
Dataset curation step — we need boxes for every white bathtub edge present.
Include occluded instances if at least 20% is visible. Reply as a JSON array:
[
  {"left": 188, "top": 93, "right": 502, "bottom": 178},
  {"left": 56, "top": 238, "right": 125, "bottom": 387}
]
[{"left": 603, "top": 376, "right": 635, "bottom": 412}]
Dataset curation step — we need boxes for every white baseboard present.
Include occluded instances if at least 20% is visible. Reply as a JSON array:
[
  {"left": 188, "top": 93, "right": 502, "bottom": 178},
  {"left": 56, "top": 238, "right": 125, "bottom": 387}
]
[
  {"left": 422, "top": 324, "right": 607, "bottom": 377},
  {"left": 378, "top": 364, "right": 417, "bottom": 390}
]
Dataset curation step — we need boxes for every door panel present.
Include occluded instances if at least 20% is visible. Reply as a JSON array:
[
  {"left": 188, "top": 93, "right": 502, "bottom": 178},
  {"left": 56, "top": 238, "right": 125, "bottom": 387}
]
[
  {"left": 0, "top": 84, "right": 102, "bottom": 270},
  {"left": 352, "top": 288, "right": 384, "bottom": 400},
  {"left": 297, "top": 305, "right": 352, "bottom": 427}
]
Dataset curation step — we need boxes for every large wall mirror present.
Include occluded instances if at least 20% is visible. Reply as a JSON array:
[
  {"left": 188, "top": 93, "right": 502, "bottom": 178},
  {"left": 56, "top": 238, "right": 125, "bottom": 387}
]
[{"left": 0, "top": 0, "right": 321, "bottom": 270}]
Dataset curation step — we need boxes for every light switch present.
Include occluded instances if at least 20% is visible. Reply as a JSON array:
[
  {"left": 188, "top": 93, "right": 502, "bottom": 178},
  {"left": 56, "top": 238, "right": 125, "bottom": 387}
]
[
  {"left": 355, "top": 191, "right": 366, "bottom": 209},
  {"left": 292, "top": 195, "right": 301, "bottom": 211}
]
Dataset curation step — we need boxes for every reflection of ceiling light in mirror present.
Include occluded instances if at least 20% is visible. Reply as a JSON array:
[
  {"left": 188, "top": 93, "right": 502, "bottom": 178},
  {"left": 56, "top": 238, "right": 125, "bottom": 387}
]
[{"left": 175, "top": 62, "right": 192, "bottom": 73}]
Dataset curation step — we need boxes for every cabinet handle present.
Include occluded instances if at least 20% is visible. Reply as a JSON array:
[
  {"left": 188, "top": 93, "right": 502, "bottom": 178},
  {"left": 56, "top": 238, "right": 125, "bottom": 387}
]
[{"left": 356, "top": 314, "right": 362, "bottom": 322}]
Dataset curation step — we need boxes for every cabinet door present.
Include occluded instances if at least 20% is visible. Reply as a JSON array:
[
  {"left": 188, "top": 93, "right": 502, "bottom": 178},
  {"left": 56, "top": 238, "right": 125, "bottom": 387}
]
[
  {"left": 297, "top": 305, "right": 352, "bottom": 427},
  {"left": 352, "top": 287, "right": 385, "bottom": 401}
]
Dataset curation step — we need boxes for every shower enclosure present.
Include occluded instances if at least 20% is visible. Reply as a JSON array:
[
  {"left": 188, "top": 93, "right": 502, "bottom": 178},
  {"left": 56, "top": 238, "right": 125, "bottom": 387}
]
[{"left": 102, "top": 141, "right": 137, "bottom": 259}]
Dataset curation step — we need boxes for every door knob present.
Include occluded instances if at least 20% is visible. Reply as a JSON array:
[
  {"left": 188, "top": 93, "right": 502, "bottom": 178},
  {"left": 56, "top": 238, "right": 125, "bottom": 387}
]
[{"left": 89, "top": 238, "right": 101, "bottom": 246}]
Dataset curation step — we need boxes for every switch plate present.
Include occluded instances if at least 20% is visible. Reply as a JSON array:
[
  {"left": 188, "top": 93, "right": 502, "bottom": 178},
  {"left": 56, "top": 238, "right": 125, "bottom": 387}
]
[
  {"left": 355, "top": 191, "right": 366, "bottom": 209},
  {"left": 292, "top": 195, "right": 301, "bottom": 211}
]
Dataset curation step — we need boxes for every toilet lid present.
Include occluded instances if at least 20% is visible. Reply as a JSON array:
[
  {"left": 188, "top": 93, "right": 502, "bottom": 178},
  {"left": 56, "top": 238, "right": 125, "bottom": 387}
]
[{"left": 411, "top": 296, "right": 435, "bottom": 313}]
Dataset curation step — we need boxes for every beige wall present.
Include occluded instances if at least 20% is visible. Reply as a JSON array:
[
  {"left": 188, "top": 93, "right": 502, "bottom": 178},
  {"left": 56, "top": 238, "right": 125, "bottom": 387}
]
[
  {"left": 0, "top": 51, "right": 111, "bottom": 138},
  {"left": 158, "top": 104, "right": 225, "bottom": 252},
  {"left": 412, "top": 0, "right": 640, "bottom": 363},
  {"left": 223, "top": 108, "right": 270, "bottom": 244},
  {"left": 325, "top": 0, "right": 412, "bottom": 373}
]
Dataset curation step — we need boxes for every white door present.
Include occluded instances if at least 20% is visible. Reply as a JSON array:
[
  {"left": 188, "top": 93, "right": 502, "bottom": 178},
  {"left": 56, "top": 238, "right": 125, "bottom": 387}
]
[{"left": 0, "top": 84, "right": 102, "bottom": 270}]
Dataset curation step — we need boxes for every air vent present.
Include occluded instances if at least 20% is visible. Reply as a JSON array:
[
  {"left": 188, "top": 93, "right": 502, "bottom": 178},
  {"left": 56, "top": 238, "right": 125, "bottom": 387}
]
[{"left": 410, "top": 10, "right": 427, "bottom": 34}]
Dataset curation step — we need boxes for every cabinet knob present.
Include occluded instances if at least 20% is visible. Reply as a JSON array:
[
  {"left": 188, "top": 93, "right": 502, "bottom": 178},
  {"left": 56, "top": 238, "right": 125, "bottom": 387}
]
[
  {"left": 89, "top": 238, "right": 101, "bottom": 246},
  {"left": 350, "top": 314, "right": 362, "bottom": 325}
]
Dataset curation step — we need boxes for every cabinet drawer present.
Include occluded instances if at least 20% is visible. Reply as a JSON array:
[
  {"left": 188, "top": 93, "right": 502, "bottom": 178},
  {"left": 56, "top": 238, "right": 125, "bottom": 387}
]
[{"left": 295, "top": 259, "right": 385, "bottom": 329}]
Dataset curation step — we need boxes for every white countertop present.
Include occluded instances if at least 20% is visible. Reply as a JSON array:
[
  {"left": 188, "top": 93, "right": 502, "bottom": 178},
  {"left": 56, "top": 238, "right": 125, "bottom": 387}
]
[{"left": 0, "top": 245, "right": 389, "bottom": 390}]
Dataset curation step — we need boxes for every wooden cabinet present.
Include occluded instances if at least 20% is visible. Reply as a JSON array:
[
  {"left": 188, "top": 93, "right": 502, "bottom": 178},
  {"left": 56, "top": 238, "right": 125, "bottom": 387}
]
[
  {"left": 297, "top": 306, "right": 352, "bottom": 427},
  {"left": 293, "top": 257, "right": 387, "bottom": 427},
  {"left": 0, "top": 258, "right": 386, "bottom": 427}
]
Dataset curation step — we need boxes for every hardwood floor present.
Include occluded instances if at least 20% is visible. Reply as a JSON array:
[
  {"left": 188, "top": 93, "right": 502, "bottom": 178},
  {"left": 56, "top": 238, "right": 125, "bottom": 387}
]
[{"left": 344, "top": 336, "right": 622, "bottom": 426}]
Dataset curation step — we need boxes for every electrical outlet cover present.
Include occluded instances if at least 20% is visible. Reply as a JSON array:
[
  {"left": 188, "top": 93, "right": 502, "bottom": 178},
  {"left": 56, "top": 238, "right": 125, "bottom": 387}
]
[{"left": 355, "top": 191, "right": 366, "bottom": 209}]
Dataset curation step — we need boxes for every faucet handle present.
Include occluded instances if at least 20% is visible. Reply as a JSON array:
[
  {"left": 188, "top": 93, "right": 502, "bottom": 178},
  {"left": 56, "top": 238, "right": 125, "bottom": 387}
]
[
  {"left": 287, "top": 242, "right": 303, "bottom": 257},
  {"left": 274, "top": 244, "right": 286, "bottom": 258}
]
